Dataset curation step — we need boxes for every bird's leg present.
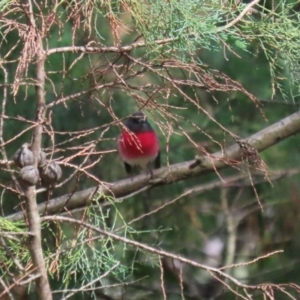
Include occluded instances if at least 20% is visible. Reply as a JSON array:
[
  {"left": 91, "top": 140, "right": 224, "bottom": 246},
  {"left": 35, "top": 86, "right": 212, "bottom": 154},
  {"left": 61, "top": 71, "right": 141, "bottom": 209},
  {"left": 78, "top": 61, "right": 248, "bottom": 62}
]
[
  {"left": 149, "top": 168, "right": 154, "bottom": 179},
  {"left": 130, "top": 174, "right": 134, "bottom": 182},
  {"left": 189, "top": 155, "right": 208, "bottom": 169},
  {"left": 125, "top": 164, "right": 138, "bottom": 181},
  {"left": 146, "top": 163, "right": 154, "bottom": 179},
  {"left": 149, "top": 171, "right": 169, "bottom": 184}
]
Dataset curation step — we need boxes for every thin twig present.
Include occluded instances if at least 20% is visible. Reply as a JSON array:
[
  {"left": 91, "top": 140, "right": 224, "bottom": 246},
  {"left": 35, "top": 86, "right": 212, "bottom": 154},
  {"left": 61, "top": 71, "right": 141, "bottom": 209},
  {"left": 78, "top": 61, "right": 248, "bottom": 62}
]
[
  {"left": 159, "top": 257, "right": 167, "bottom": 300},
  {"left": 40, "top": 215, "right": 276, "bottom": 292},
  {"left": 61, "top": 262, "right": 120, "bottom": 300},
  {"left": 216, "top": 0, "right": 260, "bottom": 32}
]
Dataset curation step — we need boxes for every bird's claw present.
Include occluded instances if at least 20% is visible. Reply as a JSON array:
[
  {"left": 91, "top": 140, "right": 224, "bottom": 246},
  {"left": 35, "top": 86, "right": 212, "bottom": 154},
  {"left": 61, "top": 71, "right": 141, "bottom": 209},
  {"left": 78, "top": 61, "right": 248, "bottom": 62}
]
[
  {"left": 149, "top": 172, "right": 168, "bottom": 184},
  {"left": 189, "top": 155, "right": 207, "bottom": 169}
]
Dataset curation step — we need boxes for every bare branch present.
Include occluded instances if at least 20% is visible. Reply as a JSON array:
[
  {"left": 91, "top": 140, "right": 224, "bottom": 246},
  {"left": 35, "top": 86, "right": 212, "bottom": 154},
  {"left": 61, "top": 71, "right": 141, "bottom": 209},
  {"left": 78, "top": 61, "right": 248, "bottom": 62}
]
[
  {"left": 46, "top": 38, "right": 181, "bottom": 56},
  {"left": 41, "top": 215, "right": 285, "bottom": 296},
  {"left": 217, "top": 0, "right": 260, "bottom": 32},
  {"left": 20, "top": 1, "right": 52, "bottom": 299}
]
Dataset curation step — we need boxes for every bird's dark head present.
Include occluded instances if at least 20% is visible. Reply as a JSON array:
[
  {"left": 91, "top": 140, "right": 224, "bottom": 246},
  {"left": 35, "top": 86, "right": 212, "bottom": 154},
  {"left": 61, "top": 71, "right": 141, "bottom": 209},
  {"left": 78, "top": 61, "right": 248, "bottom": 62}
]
[{"left": 124, "top": 112, "right": 153, "bottom": 133}]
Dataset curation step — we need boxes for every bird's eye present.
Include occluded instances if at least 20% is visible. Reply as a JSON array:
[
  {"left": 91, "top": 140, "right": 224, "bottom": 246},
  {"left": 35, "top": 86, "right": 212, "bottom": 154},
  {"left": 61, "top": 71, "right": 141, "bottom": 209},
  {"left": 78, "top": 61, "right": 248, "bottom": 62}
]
[
  {"left": 132, "top": 117, "right": 140, "bottom": 123},
  {"left": 129, "top": 113, "right": 146, "bottom": 124}
]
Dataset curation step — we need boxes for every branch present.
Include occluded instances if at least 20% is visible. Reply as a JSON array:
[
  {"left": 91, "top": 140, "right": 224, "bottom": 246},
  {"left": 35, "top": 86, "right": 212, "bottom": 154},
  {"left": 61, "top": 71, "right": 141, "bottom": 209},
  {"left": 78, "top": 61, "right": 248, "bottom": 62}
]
[
  {"left": 44, "top": 1, "right": 260, "bottom": 57},
  {"left": 22, "top": 1, "right": 53, "bottom": 299},
  {"left": 46, "top": 37, "right": 180, "bottom": 56},
  {"left": 6, "top": 110, "right": 300, "bottom": 222},
  {"left": 46, "top": 1, "right": 259, "bottom": 57},
  {"left": 41, "top": 215, "right": 282, "bottom": 295},
  {"left": 216, "top": 0, "right": 260, "bottom": 32}
]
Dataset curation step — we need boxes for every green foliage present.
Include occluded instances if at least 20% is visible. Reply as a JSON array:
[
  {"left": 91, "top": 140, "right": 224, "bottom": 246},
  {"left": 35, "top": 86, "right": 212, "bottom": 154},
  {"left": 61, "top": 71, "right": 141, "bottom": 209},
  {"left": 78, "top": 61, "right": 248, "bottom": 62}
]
[
  {"left": 0, "top": 218, "right": 31, "bottom": 274},
  {"left": 0, "top": 0, "right": 11, "bottom": 12},
  {"left": 47, "top": 192, "right": 133, "bottom": 294},
  {"left": 244, "top": 3, "right": 300, "bottom": 99}
]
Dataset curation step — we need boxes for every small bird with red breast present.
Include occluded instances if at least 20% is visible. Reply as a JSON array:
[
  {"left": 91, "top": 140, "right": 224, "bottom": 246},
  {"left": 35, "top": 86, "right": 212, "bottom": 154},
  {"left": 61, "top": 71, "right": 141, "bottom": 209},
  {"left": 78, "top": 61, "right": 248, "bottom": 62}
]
[{"left": 118, "top": 111, "right": 160, "bottom": 177}]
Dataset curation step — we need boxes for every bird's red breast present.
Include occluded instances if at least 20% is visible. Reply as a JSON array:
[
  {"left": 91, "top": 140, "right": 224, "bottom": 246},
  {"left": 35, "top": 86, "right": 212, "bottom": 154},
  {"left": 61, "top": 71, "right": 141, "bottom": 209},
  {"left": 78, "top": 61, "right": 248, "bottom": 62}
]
[{"left": 118, "top": 130, "right": 159, "bottom": 160}]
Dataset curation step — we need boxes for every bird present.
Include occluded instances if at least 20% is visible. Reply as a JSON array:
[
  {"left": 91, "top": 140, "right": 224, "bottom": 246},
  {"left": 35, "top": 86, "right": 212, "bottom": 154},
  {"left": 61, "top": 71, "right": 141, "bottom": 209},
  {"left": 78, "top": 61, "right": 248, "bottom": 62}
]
[{"left": 118, "top": 111, "right": 160, "bottom": 177}]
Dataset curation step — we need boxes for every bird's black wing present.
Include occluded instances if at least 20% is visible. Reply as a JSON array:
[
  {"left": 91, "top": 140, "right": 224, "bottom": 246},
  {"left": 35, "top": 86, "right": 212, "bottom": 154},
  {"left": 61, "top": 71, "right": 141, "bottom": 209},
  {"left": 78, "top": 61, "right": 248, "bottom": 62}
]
[
  {"left": 154, "top": 151, "right": 161, "bottom": 169},
  {"left": 124, "top": 162, "right": 132, "bottom": 174}
]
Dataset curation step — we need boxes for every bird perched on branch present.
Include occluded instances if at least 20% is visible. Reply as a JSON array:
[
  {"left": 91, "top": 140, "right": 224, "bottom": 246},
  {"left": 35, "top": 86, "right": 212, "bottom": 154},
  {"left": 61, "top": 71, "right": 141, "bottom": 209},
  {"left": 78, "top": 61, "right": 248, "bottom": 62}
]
[{"left": 118, "top": 111, "right": 160, "bottom": 177}]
